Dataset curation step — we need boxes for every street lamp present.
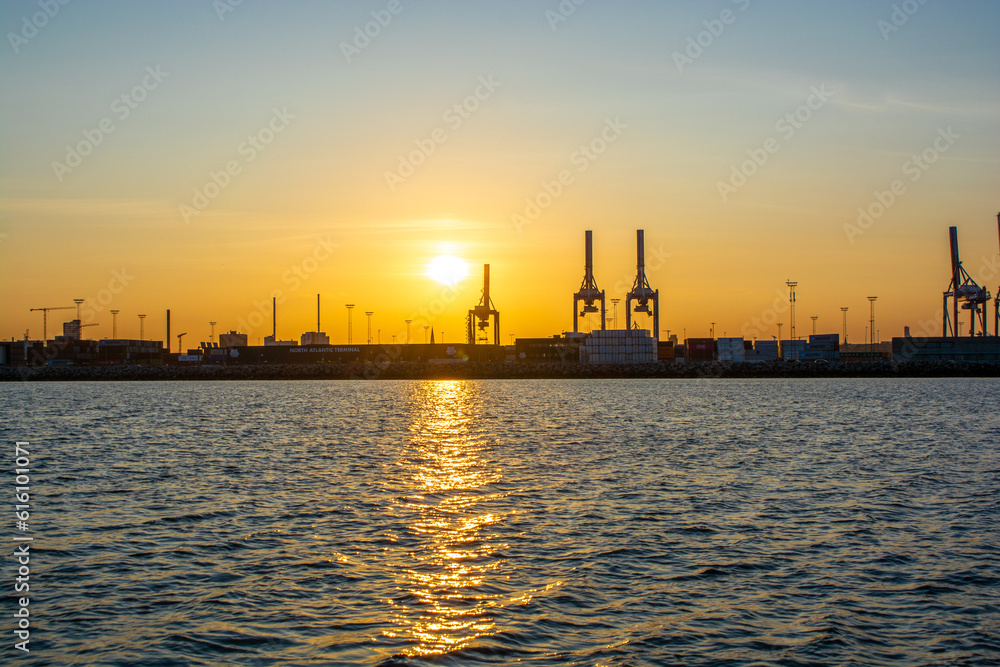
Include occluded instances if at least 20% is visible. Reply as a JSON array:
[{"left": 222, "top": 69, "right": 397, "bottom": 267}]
[
  {"left": 138, "top": 314, "right": 146, "bottom": 341},
  {"left": 365, "top": 311, "right": 374, "bottom": 345},
  {"left": 786, "top": 280, "right": 797, "bottom": 340},
  {"left": 868, "top": 296, "right": 878, "bottom": 355},
  {"left": 345, "top": 304, "right": 355, "bottom": 344}
]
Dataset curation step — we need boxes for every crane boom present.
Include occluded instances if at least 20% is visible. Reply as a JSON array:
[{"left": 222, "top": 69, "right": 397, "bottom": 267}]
[{"left": 29, "top": 306, "right": 74, "bottom": 343}]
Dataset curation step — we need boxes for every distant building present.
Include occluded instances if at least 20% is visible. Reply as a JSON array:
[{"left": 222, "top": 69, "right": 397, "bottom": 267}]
[
  {"left": 300, "top": 331, "right": 329, "bottom": 346},
  {"left": 62, "top": 319, "right": 83, "bottom": 340},
  {"left": 219, "top": 330, "right": 248, "bottom": 348},
  {"left": 264, "top": 336, "right": 296, "bottom": 346}
]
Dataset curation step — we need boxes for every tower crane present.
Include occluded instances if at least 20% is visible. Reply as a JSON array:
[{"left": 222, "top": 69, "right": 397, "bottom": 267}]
[{"left": 29, "top": 306, "right": 73, "bottom": 343}]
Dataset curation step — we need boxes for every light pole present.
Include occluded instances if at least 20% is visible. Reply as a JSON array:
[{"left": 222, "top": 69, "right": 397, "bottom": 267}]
[
  {"left": 346, "top": 304, "right": 355, "bottom": 344},
  {"left": 841, "top": 307, "right": 848, "bottom": 343},
  {"left": 138, "top": 314, "right": 146, "bottom": 341},
  {"left": 868, "top": 296, "right": 878, "bottom": 355},
  {"left": 365, "top": 311, "right": 373, "bottom": 345},
  {"left": 777, "top": 322, "right": 783, "bottom": 341},
  {"left": 405, "top": 319, "right": 412, "bottom": 344},
  {"left": 811, "top": 315, "right": 818, "bottom": 336},
  {"left": 786, "top": 280, "right": 797, "bottom": 340},
  {"left": 610, "top": 298, "right": 621, "bottom": 329},
  {"left": 110, "top": 310, "right": 120, "bottom": 339},
  {"left": 73, "top": 298, "right": 84, "bottom": 321},
  {"left": 710, "top": 322, "right": 715, "bottom": 339},
  {"left": 210, "top": 321, "right": 217, "bottom": 343},
  {"left": 423, "top": 325, "right": 429, "bottom": 343}
]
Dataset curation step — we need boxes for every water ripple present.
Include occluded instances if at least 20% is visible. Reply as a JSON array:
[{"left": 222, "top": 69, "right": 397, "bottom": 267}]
[{"left": 1, "top": 378, "right": 998, "bottom": 665}]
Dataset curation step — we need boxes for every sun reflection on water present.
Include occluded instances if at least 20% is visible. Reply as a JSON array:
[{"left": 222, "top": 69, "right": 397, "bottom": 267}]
[{"left": 384, "top": 380, "right": 507, "bottom": 657}]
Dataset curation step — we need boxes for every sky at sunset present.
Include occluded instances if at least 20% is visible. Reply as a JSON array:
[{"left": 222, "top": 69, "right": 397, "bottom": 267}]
[{"left": 1, "top": 0, "right": 998, "bottom": 347}]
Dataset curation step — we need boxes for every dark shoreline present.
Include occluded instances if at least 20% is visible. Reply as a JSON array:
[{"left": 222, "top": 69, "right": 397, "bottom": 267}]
[{"left": 3, "top": 360, "right": 1000, "bottom": 382}]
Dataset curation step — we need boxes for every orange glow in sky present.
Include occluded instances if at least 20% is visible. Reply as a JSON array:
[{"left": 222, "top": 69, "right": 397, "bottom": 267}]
[{"left": 1, "top": 1, "right": 998, "bottom": 345}]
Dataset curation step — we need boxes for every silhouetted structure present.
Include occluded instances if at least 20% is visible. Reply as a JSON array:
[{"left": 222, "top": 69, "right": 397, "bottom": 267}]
[
  {"left": 467, "top": 264, "right": 500, "bottom": 345},
  {"left": 943, "top": 225, "right": 990, "bottom": 337},
  {"left": 625, "top": 230, "right": 660, "bottom": 340},
  {"left": 573, "top": 230, "right": 606, "bottom": 333}
]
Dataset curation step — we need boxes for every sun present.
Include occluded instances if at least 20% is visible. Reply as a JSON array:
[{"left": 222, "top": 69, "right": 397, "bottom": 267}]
[{"left": 427, "top": 255, "right": 469, "bottom": 286}]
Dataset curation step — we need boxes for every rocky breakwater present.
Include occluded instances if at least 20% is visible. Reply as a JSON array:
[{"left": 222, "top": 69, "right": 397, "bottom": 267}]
[{"left": 2, "top": 359, "right": 999, "bottom": 382}]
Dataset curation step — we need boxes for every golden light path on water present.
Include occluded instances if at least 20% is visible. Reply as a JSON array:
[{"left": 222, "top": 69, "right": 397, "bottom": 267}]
[{"left": 384, "top": 381, "right": 509, "bottom": 656}]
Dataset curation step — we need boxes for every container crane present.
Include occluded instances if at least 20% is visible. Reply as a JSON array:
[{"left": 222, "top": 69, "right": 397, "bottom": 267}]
[
  {"left": 29, "top": 306, "right": 73, "bottom": 343},
  {"left": 625, "top": 229, "right": 660, "bottom": 341},
  {"left": 573, "top": 230, "right": 606, "bottom": 333},
  {"left": 943, "top": 225, "right": 990, "bottom": 337},
  {"left": 467, "top": 264, "right": 500, "bottom": 345}
]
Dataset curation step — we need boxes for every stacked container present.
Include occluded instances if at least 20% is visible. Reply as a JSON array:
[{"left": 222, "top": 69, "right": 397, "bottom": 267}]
[
  {"left": 716, "top": 337, "right": 746, "bottom": 362},
  {"left": 686, "top": 338, "right": 715, "bottom": 363},
  {"left": 753, "top": 339, "right": 779, "bottom": 361},
  {"left": 803, "top": 333, "right": 840, "bottom": 360},
  {"left": 780, "top": 340, "right": 808, "bottom": 360},
  {"left": 580, "top": 329, "right": 656, "bottom": 364}
]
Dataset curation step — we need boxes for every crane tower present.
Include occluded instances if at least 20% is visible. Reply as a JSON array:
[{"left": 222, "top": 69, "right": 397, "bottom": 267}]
[
  {"left": 573, "top": 230, "right": 606, "bottom": 332},
  {"left": 943, "top": 225, "right": 990, "bottom": 337},
  {"left": 625, "top": 229, "right": 660, "bottom": 340},
  {"left": 467, "top": 264, "right": 500, "bottom": 345}
]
